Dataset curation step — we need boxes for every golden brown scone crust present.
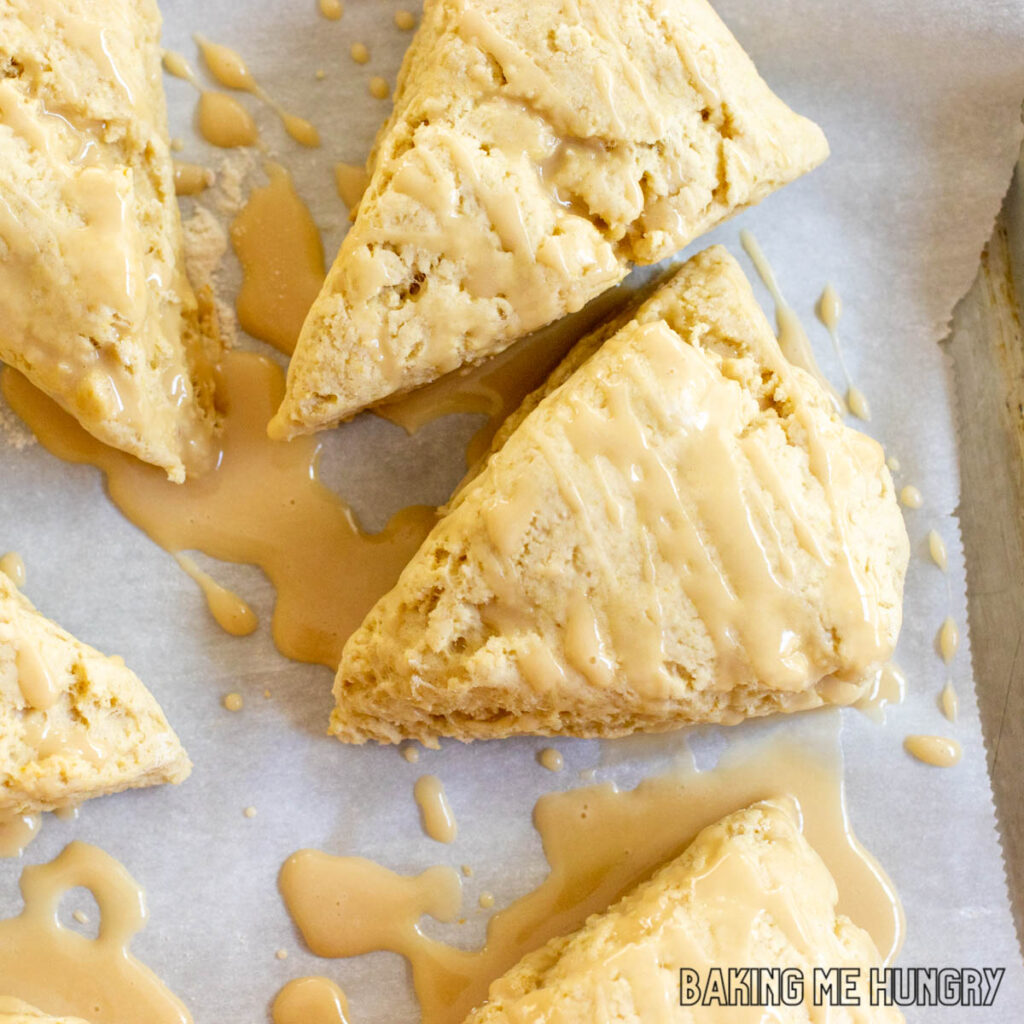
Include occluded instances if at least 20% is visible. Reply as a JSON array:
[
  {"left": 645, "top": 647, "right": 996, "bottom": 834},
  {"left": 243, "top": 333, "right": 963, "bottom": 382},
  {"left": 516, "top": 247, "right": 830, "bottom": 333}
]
[
  {"left": 332, "top": 247, "right": 907, "bottom": 745},
  {"left": 0, "top": 571, "right": 190, "bottom": 815},
  {"left": 0, "top": 0, "right": 220, "bottom": 480},
  {"left": 463, "top": 802, "right": 904, "bottom": 1024},
  {"left": 271, "top": 0, "right": 828, "bottom": 437}
]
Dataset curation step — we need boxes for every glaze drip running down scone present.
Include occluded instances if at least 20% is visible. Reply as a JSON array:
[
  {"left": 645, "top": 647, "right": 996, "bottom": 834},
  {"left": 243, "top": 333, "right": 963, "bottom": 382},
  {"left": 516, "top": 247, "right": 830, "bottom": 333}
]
[
  {"left": 270, "top": 0, "right": 829, "bottom": 438},
  {"left": 0, "top": 0, "right": 220, "bottom": 481},
  {"left": 461, "top": 801, "right": 903, "bottom": 1024},
  {"left": 332, "top": 247, "right": 908, "bottom": 744},
  {"left": 0, "top": 570, "right": 190, "bottom": 815}
]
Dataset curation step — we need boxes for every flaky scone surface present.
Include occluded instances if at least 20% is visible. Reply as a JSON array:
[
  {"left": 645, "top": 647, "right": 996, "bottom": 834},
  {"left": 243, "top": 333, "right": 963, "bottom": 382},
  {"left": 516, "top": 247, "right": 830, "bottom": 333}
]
[
  {"left": 333, "top": 247, "right": 908, "bottom": 744},
  {"left": 272, "top": 0, "right": 829, "bottom": 436},
  {"left": 0, "top": 0, "right": 220, "bottom": 480},
  {"left": 0, "top": 572, "right": 190, "bottom": 815},
  {"left": 463, "top": 802, "right": 903, "bottom": 1023}
]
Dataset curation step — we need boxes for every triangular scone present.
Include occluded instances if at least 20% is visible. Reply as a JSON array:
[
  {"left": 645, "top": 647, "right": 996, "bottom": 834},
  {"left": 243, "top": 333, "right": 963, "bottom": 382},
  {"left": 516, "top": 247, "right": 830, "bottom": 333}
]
[
  {"left": 0, "top": 571, "right": 190, "bottom": 815},
  {"left": 0, "top": 1000, "right": 89, "bottom": 1024},
  {"left": 463, "top": 802, "right": 903, "bottom": 1024},
  {"left": 270, "top": 0, "right": 829, "bottom": 438},
  {"left": 332, "top": 247, "right": 908, "bottom": 744},
  {"left": 0, "top": 0, "right": 220, "bottom": 482}
]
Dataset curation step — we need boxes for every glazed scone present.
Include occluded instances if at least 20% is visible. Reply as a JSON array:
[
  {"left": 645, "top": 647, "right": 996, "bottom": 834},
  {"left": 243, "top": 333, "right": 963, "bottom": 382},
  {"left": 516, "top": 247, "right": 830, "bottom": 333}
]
[
  {"left": 332, "top": 247, "right": 908, "bottom": 744},
  {"left": 270, "top": 0, "right": 829, "bottom": 438},
  {"left": 0, "top": 999, "right": 89, "bottom": 1024},
  {"left": 0, "top": 0, "right": 220, "bottom": 482},
  {"left": 0, "top": 570, "right": 190, "bottom": 815},
  {"left": 462, "top": 801, "right": 903, "bottom": 1024}
]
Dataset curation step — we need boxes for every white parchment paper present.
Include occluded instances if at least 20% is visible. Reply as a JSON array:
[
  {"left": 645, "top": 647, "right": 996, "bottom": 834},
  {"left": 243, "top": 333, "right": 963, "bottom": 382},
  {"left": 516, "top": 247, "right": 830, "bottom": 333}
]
[{"left": 1, "top": 1, "right": 1023, "bottom": 1021}]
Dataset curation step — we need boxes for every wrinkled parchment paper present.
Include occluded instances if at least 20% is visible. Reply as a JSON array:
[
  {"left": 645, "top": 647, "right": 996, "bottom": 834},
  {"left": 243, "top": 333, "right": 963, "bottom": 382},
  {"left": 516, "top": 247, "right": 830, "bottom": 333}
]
[{"left": 1, "top": 1, "right": 1022, "bottom": 1021}]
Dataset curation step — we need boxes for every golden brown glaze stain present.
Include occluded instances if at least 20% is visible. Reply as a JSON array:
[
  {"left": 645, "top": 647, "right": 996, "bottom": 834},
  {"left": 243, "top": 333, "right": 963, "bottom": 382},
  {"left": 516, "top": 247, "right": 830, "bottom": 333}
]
[
  {"left": 927, "top": 529, "right": 948, "bottom": 572},
  {"left": 1, "top": 353, "right": 436, "bottom": 669},
  {"left": 279, "top": 856, "right": 462, "bottom": 960},
  {"left": 905, "top": 735, "right": 962, "bottom": 768},
  {"left": 394, "top": 10, "right": 416, "bottom": 30},
  {"left": 846, "top": 386, "right": 871, "bottom": 421},
  {"left": 163, "top": 49, "right": 261, "bottom": 149},
  {"left": 162, "top": 49, "right": 199, "bottom": 85},
  {"left": 280, "top": 114, "right": 320, "bottom": 148},
  {"left": 176, "top": 554, "right": 258, "bottom": 637},
  {"left": 938, "top": 616, "right": 960, "bottom": 664},
  {"left": 817, "top": 282, "right": 842, "bottom": 329},
  {"left": 197, "top": 91, "right": 259, "bottom": 148},
  {"left": 0, "top": 841, "right": 191, "bottom": 1023},
  {"left": 273, "top": 977, "right": 350, "bottom": 1024},
  {"left": 349, "top": 43, "right": 370, "bottom": 65},
  {"left": 334, "top": 162, "right": 369, "bottom": 212},
  {"left": 195, "top": 35, "right": 253, "bottom": 91},
  {"left": 414, "top": 775, "right": 458, "bottom": 844},
  {"left": 940, "top": 681, "right": 959, "bottom": 723},
  {"left": 173, "top": 162, "right": 213, "bottom": 196},
  {"left": 815, "top": 283, "right": 870, "bottom": 421},
  {"left": 369, "top": 77, "right": 390, "bottom": 100},
  {"left": 195, "top": 36, "right": 320, "bottom": 147},
  {"left": 223, "top": 692, "right": 245, "bottom": 712},
  {"left": 899, "top": 484, "right": 923, "bottom": 509},
  {"left": 318, "top": 0, "right": 344, "bottom": 21},
  {"left": 0, "top": 813, "right": 40, "bottom": 858},
  {"left": 0, "top": 551, "right": 26, "bottom": 587},
  {"left": 537, "top": 748, "right": 564, "bottom": 772},
  {"left": 231, "top": 163, "right": 326, "bottom": 356},
  {"left": 280, "top": 727, "right": 902, "bottom": 1024}
]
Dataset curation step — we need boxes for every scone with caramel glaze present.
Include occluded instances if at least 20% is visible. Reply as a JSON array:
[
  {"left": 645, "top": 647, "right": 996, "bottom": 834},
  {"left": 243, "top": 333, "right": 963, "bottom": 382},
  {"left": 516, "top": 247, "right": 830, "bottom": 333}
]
[
  {"left": 0, "top": 0, "right": 219, "bottom": 481},
  {"left": 270, "top": 0, "right": 829, "bottom": 438},
  {"left": 0, "top": 570, "right": 190, "bottom": 816},
  {"left": 332, "top": 247, "right": 908, "bottom": 744},
  {"left": 462, "top": 801, "right": 903, "bottom": 1024}
]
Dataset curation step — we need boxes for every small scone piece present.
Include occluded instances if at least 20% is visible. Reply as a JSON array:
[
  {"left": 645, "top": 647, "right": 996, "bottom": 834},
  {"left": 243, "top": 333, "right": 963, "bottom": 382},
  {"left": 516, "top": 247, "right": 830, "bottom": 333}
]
[
  {"left": 0, "top": 571, "right": 190, "bottom": 815},
  {"left": 462, "top": 801, "right": 903, "bottom": 1024},
  {"left": 0, "top": 0, "right": 219, "bottom": 481},
  {"left": 271, "top": 0, "right": 829, "bottom": 437},
  {"left": 333, "top": 247, "right": 908, "bottom": 744},
  {"left": 0, "top": 999, "right": 89, "bottom": 1024}
]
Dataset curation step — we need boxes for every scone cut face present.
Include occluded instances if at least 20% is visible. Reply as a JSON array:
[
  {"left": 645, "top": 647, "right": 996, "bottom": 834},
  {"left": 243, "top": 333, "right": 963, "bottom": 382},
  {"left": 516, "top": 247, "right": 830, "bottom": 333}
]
[
  {"left": 332, "top": 247, "right": 909, "bottom": 745},
  {"left": 270, "top": 0, "right": 830, "bottom": 438},
  {"left": 0, "top": 570, "right": 191, "bottom": 816},
  {"left": 0, "top": 0, "right": 220, "bottom": 481},
  {"left": 462, "top": 801, "right": 903, "bottom": 1024}
]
